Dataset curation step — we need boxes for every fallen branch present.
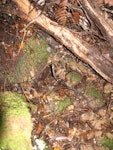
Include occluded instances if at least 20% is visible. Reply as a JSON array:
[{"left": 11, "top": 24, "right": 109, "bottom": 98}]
[
  {"left": 12, "top": 0, "right": 113, "bottom": 83},
  {"left": 78, "top": 0, "right": 113, "bottom": 46}
]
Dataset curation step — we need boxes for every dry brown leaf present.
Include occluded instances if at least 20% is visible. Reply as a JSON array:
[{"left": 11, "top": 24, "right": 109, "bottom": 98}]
[
  {"left": 84, "top": 130, "right": 95, "bottom": 141},
  {"left": 36, "top": 123, "right": 43, "bottom": 134},
  {"left": 54, "top": 147, "right": 62, "bottom": 150}
]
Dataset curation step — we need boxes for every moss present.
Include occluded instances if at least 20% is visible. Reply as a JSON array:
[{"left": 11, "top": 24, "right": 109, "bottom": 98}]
[
  {"left": 7, "top": 73, "right": 16, "bottom": 83},
  {"left": 101, "top": 136, "right": 113, "bottom": 150},
  {"left": 56, "top": 97, "right": 71, "bottom": 113},
  {"left": 4, "top": 37, "right": 49, "bottom": 83},
  {"left": 85, "top": 84, "right": 103, "bottom": 100},
  {"left": 0, "top": 92, "right": 32, "bottom": 150},
  {"left": 69, "top": 72, "right": 82, "bottom": 85},
  {"left": 25, "top": 37, "right": 48, "bottom": 64},
  {"left": 85, "top": 84, "right": 105, "bottom": 109},
  {"left": 16, "top": 37, "right": 48, "bottom": 82},
  {"left": 0, "top": 92, "right": 29, "bottom": 117},
  {"left": 0, "top": 128, "right": 32, "bottom": 150},
  {"left": 15, "top": 53, "right": 31, "bottom": 82}
]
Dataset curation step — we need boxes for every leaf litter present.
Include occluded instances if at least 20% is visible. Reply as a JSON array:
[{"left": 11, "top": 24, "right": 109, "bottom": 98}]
[
  {"left": 2, "top": 29, "right": 113, "bottom": 150},
  {"left": 17, "top": 36, "right": 113, "bottom": 150},
  {"left": 0, "top": 0, "right": 113, "bottom": 150}
]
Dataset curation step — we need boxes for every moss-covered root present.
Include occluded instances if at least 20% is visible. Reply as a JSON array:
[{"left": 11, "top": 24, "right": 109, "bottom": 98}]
[{"left": 0, "top": 92, "right": 33, "bottom": 150}]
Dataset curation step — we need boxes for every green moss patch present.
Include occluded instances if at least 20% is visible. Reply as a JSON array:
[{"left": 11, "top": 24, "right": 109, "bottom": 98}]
[
  {"left": 85, "top": 84, "right": 103, "bottom": 100},
  {"left": 67, "top": 71, "right": 82, "bottom": 86},
  {"left": 56, "top": 97, "right": 72, "bottom": 113},
  {"left": 0, "top": 92, "right": 32, "bottom": 150},
  {"left": 0, "top": 92, "right": 29, "bottom": 117},
  {"left": 1, "top": 37, "right": 49, "bottom": 84},
  {"left": 85, "top": 84, "right": 105, "bottom": 109},
  {"left": 25, "top": 37, "right": 49, "bottom": 64},
  {"left": 101, "top": 136, "right": 113, "bottom": 150},
  {"left": 15, "top": 37, "right": 49, "bottom": 82}
]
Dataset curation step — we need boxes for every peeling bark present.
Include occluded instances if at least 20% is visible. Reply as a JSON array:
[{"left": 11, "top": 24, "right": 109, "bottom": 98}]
[
  {"left": 12, "top": 0, "right": 113, "bottom": 83},
  {"left": 78, "top": 0, "right": 113, "bottom": 46}
]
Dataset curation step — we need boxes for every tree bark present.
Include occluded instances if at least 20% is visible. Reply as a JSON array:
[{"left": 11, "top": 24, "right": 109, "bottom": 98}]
[
  {"left": 12, "top": 0, "right": 113, "bottom": 84},
  {"left": 78, "top": 0, "right": 113, "bottom": 47}
]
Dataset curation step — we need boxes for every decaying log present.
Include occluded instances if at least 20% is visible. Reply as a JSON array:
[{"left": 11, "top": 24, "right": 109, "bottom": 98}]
[
  {"left": 12, "top": 0, "right": 113, "bottom": 83},
  {"left": 78, "top": 0, "right": 113, "bottom": 47}
]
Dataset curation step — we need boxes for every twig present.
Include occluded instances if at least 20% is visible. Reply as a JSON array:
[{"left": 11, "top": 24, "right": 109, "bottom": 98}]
[
  {"left": 20, "top": 83, "right": 31, "bottom": 102},
  {"left": 17, "top": 29, "right": 27, "bottom": 55},
  {"left": 20, "top": 11, "right": 42, "bottom": 33},
  {"left": 3, "top": 78, "right": 7, "bottom": 92},
  {"left": 102, "top": 7, "right": 113, "bottom": 14}
]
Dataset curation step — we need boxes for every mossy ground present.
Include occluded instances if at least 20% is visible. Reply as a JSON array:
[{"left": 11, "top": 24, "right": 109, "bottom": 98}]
[
  {"left": 15, "top": 37, "right": 49, "bottom": 82},
  {"left": 66, "top": 71, "right": 82, "bottom": 86},
  {"left": 101, "top": 136, "right": 113, "bottom": 150},
  {"left": 69, "top": 72, "right": 82, "bottom": 84},
  {"left": 56, "top": 97, "right": 72, "bottom": 113},
  {"left": 85, "top": 84, "right": 105, "bottom": 108},
  {"left": 0, "top": 92, "right": 32, "bottom": 150},
  {"left": 25, "top": 37, "right": 49, "bottom": 64},
  {"left": 0, "top": 92, "right": 29, "bottom": 116},
  {"left": 0, "top": 37, "right": 49, "bottom": 84}
]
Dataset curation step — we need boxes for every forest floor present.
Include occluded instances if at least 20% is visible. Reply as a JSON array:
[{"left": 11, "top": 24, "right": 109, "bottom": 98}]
[{"left": 0, "top": 0, "right": 113, "bottom": 150}]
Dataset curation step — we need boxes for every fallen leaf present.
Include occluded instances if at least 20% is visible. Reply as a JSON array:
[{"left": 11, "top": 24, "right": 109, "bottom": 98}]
[
  {"left": 54, "top": 147, "right": 61, "bottom": 150},
  {"left": 68, "top": 127, "right": 76, "bottom": 140},
  {"left": 36, "top": 123, "right": 43, "bottom": 134},
  {"left": 84, "top": 130, "right": 95, "bottom": 141}
]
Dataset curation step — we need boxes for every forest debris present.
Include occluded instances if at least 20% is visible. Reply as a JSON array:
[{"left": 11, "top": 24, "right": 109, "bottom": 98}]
[
  {"left": 78, "top": 0, "right": 113, "bottom": 46},
  {"left": 12, "top": 0, "right": 113, "bottom": 83},
  {"left": 103, "top": 83, "right": 113, "bottom": 94}
]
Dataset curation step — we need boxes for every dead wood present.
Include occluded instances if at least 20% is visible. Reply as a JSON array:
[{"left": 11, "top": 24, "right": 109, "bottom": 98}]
[
  {"left": 12, "top": 0, "right": 113, "bottom": 84},
  {"left": 78, "top": 0, "right": 113, "bottom": 46}
]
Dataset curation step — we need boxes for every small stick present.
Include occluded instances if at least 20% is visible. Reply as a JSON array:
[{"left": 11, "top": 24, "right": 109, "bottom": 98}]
[
  {"left": 102, "top": 7, "right": 113, "bottom": 14},
  {"left": 20, "top": 11, "right": 42, "bottom": 32}
]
